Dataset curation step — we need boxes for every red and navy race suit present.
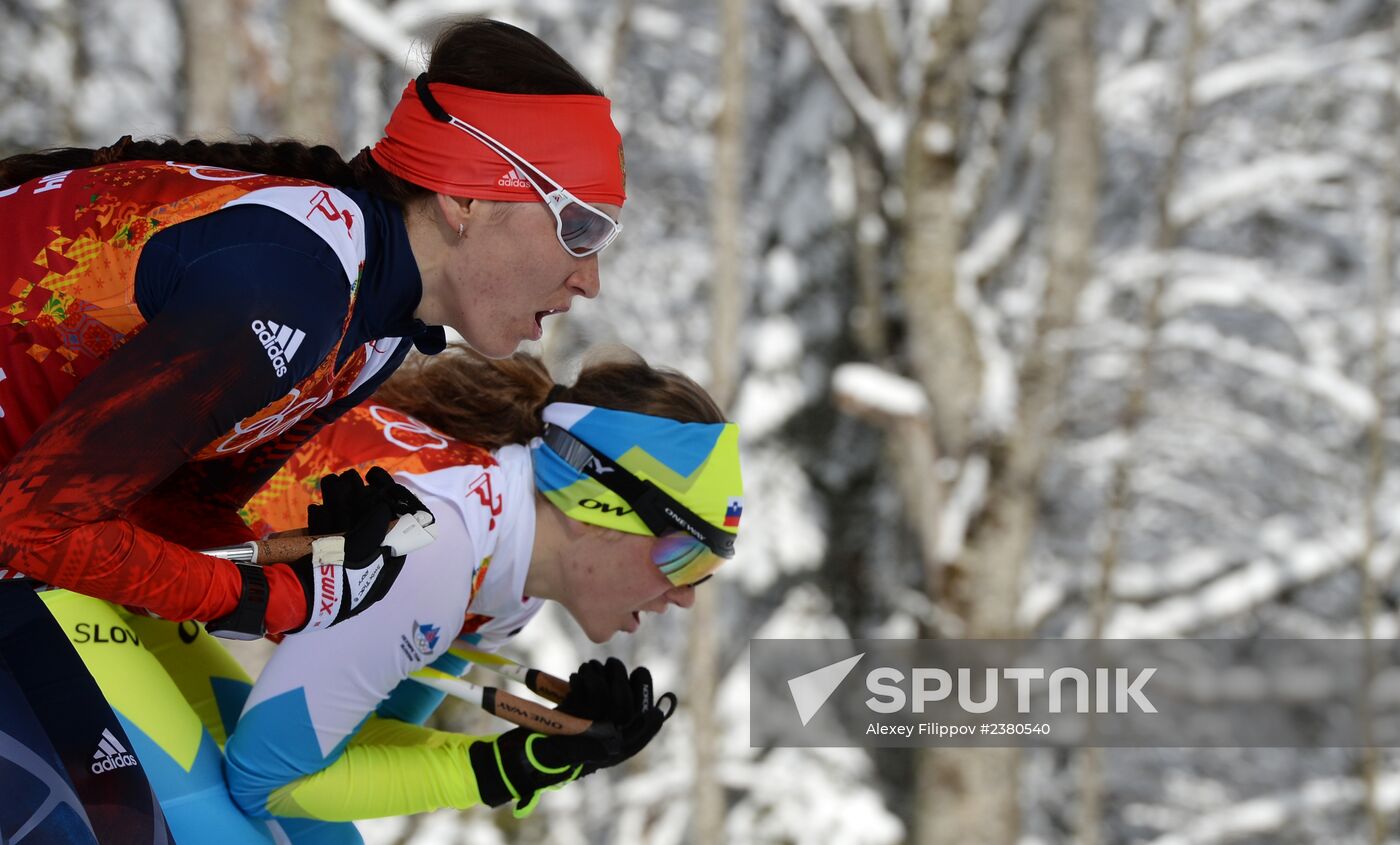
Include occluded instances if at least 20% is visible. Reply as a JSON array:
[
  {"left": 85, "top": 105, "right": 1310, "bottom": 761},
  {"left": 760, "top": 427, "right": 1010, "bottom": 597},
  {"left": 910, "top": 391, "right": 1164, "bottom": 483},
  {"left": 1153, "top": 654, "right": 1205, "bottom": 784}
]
[{"left": 0, "top": 161, "right": 441, "bottom": 632}]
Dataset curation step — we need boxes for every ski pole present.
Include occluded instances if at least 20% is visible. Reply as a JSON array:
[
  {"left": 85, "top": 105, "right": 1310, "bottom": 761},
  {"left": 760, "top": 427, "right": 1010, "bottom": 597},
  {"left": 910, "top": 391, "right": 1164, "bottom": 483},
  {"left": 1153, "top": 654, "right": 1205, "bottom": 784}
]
[
  {"left": 407, "top": 667, "right": 602, "bottom": 737},
  {"left": 434, "top": 641, "right": 570, "bottom": 704},
  {"left": 200, "top": 512, "right": 436, "bottom": 565}
]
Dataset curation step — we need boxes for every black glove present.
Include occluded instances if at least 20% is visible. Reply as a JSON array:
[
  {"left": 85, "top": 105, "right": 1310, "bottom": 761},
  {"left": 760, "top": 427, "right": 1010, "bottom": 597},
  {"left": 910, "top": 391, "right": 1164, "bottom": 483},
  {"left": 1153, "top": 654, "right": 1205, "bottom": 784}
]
[
  {"left": 307, "top": 466, "right": 429, "bottom": 566},
  {"left": 469, "top": 657, "right": 674, "bottom": 817},
  {"left": 205, "top": 468, "right": 435, "bottom": 640},
  {"left": 559, "top": 658, "right": 671, "bottom": 775},
  {"left": 290, "top": 466, "right": 433, "bottom": 632}
]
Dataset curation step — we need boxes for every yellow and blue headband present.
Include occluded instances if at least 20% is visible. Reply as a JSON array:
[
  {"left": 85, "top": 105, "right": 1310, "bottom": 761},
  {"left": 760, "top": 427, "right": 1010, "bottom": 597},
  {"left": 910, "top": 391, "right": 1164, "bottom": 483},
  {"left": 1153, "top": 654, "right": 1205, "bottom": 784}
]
[{"left": 531, "top": 402, "right": 743, "bottom": 551}]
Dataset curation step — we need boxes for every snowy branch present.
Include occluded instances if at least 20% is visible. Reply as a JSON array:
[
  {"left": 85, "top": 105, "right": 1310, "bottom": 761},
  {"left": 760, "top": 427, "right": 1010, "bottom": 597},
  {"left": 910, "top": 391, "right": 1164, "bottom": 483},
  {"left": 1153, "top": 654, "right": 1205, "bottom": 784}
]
[
  {"left": 1170, "top": 154, "right": 1351, "bottom": 227},
  {"left": 1193, "top": 31, "right": 1392, "bottom": 105},
  {"left": 776, "top": 0, "right": 908, "bottom": 161},
  {"left": 884, "top": 586, "right": 967, "bottom": 638},
  {"left": 1099, "top": 32, "right": 1393, "bottom": 121},
  {"left": 1140, "top": 771, "right": 1400, "bottom": 845},
  {"left": 327, "top": 0, "right": 419, "bottom": 67},
  {"left": 935, "top": 453, "right": 988, "bottom": 563},
  {"left": 386, "top": 0, "right": 507, "bottom": 31},
  {"left": 1099, "top": 521, "right": 1398, "bottom": 637},
  {"left": 1158, "top": 322, "right": 1376, "bottom": 425},
  {"left": 832, "top": 362, "right": 931, "bottom": 420}
]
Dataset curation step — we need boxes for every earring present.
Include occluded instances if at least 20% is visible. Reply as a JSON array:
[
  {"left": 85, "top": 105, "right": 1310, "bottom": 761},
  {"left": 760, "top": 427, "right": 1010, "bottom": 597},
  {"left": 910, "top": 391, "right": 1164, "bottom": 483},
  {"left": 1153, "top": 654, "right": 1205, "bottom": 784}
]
[{"left": 457, "top": 222, "right": 465, "bottom": 239}]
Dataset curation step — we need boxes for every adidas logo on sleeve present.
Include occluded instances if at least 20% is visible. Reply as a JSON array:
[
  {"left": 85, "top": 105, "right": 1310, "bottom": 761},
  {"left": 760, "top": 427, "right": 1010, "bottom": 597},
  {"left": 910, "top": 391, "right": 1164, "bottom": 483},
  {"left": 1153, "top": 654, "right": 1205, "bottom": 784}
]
[
  {"left": 91, "top": 728, "right": 139, "bottom": 774},
  {"left": 250, "top": 319, "right": 306, "bottom": 378}
]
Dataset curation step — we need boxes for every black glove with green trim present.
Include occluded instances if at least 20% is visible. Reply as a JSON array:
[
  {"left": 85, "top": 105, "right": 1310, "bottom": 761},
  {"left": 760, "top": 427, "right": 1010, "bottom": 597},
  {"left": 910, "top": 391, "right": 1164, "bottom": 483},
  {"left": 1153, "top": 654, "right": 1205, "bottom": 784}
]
[
  {"left": 558, "top": 658, "right": 671, "bottom": 775},
  {"left": 469, "top": 658, "right": 674, "bottom": 816}
]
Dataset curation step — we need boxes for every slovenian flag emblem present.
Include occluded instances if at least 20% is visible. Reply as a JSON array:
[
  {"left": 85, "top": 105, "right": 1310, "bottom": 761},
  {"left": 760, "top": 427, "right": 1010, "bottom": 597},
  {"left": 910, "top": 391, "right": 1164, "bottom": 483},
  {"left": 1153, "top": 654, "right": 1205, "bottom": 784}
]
[
  {"left": 416, "top": 621, "right": 441, "bottom": 653},
  {"left": 724, "top": 497, "right": 743, "bottom": 528}
]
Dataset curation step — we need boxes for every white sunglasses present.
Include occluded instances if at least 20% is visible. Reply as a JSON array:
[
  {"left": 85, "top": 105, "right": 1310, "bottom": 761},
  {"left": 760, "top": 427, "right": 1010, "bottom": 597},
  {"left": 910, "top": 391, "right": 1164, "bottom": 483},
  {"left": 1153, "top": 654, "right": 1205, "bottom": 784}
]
[{"left": 415, "top": 75, "right": 623, "bottom": 258}]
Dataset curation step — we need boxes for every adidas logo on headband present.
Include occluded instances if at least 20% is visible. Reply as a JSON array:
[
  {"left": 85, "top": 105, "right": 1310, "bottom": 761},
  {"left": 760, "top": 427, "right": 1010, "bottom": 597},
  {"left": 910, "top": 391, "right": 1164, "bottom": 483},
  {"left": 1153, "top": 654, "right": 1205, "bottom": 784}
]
[{"left": 497, "top": 169, "right": 531, "bottom": 189}]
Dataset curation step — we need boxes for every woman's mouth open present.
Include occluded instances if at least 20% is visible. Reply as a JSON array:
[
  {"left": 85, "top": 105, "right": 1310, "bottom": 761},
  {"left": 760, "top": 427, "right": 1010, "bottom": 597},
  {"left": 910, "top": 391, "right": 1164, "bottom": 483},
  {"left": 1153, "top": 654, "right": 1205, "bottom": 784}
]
[{"left": 533, "top": 308, "right": 565, "bottom": 339}]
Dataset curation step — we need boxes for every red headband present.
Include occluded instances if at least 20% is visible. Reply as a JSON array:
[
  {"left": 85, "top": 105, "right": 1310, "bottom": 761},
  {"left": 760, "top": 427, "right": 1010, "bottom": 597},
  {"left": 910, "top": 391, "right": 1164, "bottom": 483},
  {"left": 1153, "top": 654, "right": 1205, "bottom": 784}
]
[{"left": 370, "top": 81, "right": 626, "bottom": 206}]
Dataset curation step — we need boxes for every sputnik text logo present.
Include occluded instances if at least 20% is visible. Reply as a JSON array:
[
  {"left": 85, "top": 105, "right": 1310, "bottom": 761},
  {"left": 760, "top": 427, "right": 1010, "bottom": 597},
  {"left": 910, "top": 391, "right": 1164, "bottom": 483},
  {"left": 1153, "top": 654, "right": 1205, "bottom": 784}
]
[{"left": 786, "top": 653, "right": 1158, "bottom": 725}]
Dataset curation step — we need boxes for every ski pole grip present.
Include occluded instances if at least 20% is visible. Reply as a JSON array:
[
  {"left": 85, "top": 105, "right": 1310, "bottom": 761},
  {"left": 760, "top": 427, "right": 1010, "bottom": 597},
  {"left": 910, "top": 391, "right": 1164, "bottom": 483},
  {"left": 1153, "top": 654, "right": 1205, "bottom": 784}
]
[
  {"left": 482, "top": 688, "right": 594, "bottom": 736},
  {"left": 200, "top": 533, "right": 322, "bottom": 565},
  {"left": 525, "top": 670, "right": 572, "bottom": 705},
  {"left": 204, "top": 517, "right": 425, "bottom": 565},
  {"left": 249, "top": 535, "right": 317, "bottom": 564}
]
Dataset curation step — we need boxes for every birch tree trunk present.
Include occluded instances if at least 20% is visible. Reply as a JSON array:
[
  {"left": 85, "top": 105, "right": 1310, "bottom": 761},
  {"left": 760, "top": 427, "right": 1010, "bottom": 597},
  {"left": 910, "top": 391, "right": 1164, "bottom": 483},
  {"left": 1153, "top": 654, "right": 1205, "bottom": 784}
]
[
  {"left": 902, "top": 0, "right": 982, "bottom": 633},
  {"left": 902, "top": 0, "right": 983, "bottom": 460},
  {"left": 989, "top": 0, "right": 1100, "bottom": 621},
  {"left": 1091, "top": 0, "right": 1199, "bottom": 638},
  {"left": 922, "top": 1, "right": 1099, "bottom": 837},
  {"left": 690, "top": 0, "right": 746, "bottom": 841},
  {"left": 597, "top": 0, "right": 637, "bottom": 95},
  {"left": 284, "top": 0, "right": 340, "bottom": 145},
  {"left": 1080, "top": 0, "right": 1199, "bottom": 841},
  {"left": 542, "top": 3, "right": 636, "bottom": 369},
  {"left": 179, "top": 0, "right": 232, "bottom": 136},
  {"left": 849, "top": 6, "right": 896, "bottom": 361},
  {"left": 900, "top": 3, "right": 1029, "bottom": 844},
  {"left": 707, "top": 0, "right": 746, "bottom": 414},
  {"left": 1356, "top": 12, "right": 1400, "bottom": 843}
]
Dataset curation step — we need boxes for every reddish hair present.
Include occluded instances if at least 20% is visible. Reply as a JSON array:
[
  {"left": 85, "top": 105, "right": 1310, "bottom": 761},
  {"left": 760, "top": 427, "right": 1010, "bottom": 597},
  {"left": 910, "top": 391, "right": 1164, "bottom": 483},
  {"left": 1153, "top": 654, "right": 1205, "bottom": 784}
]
[{"left": 371, "top": 344, "right": 725, "bottom": 449}]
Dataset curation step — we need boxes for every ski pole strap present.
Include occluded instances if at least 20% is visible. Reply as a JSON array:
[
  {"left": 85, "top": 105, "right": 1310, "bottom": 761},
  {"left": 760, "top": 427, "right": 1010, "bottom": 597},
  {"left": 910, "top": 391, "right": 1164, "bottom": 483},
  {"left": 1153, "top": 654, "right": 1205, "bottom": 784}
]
[
  {"left": 202, "top": 563, "right": 269, "bottom": 641},
  {"left": 492, "top": 735, "right": 585, "bottom": 819}
]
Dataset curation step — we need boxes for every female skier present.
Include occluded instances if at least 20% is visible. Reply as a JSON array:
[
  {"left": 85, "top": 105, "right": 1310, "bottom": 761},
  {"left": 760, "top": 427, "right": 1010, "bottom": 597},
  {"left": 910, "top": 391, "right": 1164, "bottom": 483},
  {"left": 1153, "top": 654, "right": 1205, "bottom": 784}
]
[
  {"left": 42, "top": 346, "right": 742, "bottom": 843},
  {"left": 0, "top": 18, "right": 627, "bottom": 842}
]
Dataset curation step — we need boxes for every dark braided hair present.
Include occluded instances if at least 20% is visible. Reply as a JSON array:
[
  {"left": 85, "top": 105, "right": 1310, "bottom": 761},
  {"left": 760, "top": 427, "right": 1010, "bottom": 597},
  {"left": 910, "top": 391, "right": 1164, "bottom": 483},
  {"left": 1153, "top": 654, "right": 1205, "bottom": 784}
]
[
  {"left": 2, "top": 134, "right": 407, "bottom": 197},
  {"left": 0, "top": 19, "right": 602, "bottom": 201}
]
